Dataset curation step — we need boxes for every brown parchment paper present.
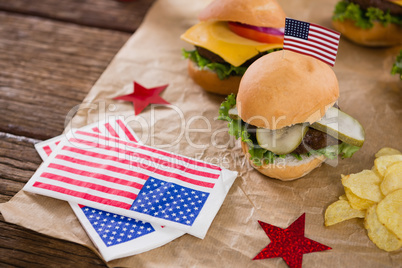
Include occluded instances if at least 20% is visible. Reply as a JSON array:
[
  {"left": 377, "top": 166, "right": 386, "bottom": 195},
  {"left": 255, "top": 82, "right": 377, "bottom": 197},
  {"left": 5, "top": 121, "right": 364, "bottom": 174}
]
[{"left": 1, "top": 0, "right": 401, "bottom": 267}]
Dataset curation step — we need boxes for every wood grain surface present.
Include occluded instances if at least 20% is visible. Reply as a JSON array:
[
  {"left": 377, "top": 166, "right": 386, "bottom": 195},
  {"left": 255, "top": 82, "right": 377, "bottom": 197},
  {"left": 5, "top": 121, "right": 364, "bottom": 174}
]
[{"left": 0, "top": 0, "right": 156, "bottom": 267}]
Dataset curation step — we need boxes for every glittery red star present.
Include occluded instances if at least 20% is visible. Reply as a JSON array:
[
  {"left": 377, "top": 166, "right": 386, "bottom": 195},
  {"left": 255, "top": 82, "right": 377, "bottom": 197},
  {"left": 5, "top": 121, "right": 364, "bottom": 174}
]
[
  {"left": 114, "top": 82, "right": 169, "bottom": 115},
  {"left": 253, "top": 214, "right": 331, "bottom": 268}
]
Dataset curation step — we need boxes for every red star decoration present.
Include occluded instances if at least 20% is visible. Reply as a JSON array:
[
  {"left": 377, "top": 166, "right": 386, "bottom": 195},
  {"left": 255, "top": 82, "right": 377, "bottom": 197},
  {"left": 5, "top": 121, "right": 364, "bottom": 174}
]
[
  {"left": 253, "top": 213, "right": 331, "bottom": 268},
  {"left": 114, "top": 81, "right": 170, "bottom": 115}
]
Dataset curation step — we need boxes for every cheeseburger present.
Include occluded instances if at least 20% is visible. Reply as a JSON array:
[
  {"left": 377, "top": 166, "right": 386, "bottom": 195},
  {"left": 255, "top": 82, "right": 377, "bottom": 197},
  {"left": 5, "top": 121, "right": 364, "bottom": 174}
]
[
  {"left": 219, "top": 51, "right": 365, "bottom": 181},
  {"left": 180, "top": 0, "right": 286, "bottom": 95},
  {"left": 332, "top": 0, "right": 402, "bottom": 46}
]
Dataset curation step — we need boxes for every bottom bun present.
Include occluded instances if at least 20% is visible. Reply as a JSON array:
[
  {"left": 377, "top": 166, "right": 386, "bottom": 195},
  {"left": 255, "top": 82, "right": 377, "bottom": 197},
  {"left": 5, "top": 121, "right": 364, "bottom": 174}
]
[
  {"left": 332, "top": 19, "right": 402, "bottom": 47},
  {"left": 241, "top": 141, "right": 326, "bottom": 181},
  {"left": 187, "top": 60, "right": 242, "bottom": 95}
]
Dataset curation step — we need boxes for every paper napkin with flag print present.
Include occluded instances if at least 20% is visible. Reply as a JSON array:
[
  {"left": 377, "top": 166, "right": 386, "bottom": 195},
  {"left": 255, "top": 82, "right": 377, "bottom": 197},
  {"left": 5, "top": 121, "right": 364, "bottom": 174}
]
[
  {"left": 70, "top": 203, "right": 184, "bottom": 261},
  {"left": 283, "top": 18, "right": 340, "bottom": 66},
  {"left": 34, "top": 118, "right": 185, "bottom": 261},
  {"left": 35, "top": 117, "right": 141, "bottom": 161},
  {"left": 27, "top": 120, "right": 238, "bottom": 239}
]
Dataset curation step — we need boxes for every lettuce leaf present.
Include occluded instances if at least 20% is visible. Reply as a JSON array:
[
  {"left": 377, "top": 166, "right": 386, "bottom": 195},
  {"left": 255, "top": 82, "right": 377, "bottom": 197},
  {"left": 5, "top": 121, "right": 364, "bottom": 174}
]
[
  {"left": 310, "top": 143, "right": 361, "bottom": 159},
  {"left": 182, "top": 48, "right": 281, "bottom": 80},
  {"left": 182, "top": 49, "right": 247, "bottom": 80},
  {"left": 218, "top": 93, "right": 236, "bottom": 121},
  {"left": 333, "top": 0, "right": 402, "bottom": 29},
  {"left": 218, "top": 94, "right": 361, "bottom": 166},
  {"left": 391, "top": 50, "right": 402, "bottom": 80}
]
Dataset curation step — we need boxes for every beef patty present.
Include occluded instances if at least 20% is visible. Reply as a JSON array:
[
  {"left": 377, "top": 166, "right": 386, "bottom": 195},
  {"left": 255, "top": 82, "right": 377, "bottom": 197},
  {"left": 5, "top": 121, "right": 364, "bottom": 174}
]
[
  {"left": 292, "top": 128, "right": 341, "bottom": 154},
  {"left": 349, "top": 0, "right": 402, "bottom": 16},
  {"left": 195, "top": 46, "right": 273, "bottom": 67}
]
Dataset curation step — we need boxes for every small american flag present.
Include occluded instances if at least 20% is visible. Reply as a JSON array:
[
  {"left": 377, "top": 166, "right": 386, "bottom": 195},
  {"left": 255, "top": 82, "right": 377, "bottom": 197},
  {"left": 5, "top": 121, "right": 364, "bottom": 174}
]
[
  {"left": 284, "top": 18, "right": 340, "bottom": 66},
  {"left": 26, "top": 127, "right": 237, "bottom": 238}
]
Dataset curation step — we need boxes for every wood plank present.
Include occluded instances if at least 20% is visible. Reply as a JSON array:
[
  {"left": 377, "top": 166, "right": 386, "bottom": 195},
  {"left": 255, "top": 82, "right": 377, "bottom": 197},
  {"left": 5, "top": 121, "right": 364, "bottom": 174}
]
[
  {"left": 0, "top": 1, "right": 156, "bottom": 265},
  {"left": 0, "top": 132, "right": 40, "bottom": 202},
  {"left": 0, "top": 134, "right": 107, "bottom": 267},
  {"left": 0, "top": 12, "right": 131, "bottom": 140},
  {"left": 0, "top": 0, "right": 155, "bottom": 33},
  {"left": 0, "top": 220, "right": 106, "bottom": 267}
]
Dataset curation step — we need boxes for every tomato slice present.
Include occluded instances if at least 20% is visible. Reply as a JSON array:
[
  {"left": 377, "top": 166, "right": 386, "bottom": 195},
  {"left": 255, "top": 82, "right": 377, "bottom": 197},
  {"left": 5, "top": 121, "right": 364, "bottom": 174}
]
[{"left": 228, "top": 22, "right": 284, "bottom": 44}]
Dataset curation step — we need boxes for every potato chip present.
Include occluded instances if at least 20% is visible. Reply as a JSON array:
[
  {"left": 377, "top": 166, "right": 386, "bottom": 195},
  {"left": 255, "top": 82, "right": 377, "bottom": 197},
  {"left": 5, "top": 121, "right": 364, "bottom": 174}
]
[
  {"left": 374, "top": 155, "right": 402, "bottom": 177},
  {"left": 380, "top": 162, "right": 402, "bottom": 196},
  {"left": 376, "top": 189, "right": 402, "bottom": 240},
  {"left": 364, "top": 205, "right": 402, "bottom": 252},
  {"left": 341, "top": 171, "right": 384, "bottom": 203},
  {"left": 375, "top": 147, "right": 402, "bottom": 158},
  {"left": 325, "top": 199, "right": 365, "bottom": 226},
  {"left": 371, "top": 166, "right": 381, "bottom": 178},
  {"left": 338, "top": 194, "right": 347, "bottom": 200},
  {"left": 344, "top": 187, "right": 375, "bottom": 210}
]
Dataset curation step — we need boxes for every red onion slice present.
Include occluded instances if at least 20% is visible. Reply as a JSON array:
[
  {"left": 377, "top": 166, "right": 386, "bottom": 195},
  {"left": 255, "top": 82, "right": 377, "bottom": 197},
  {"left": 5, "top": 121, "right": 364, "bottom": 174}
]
[{"left": 229, "top": 22, "right": 284, "bottom": 36}]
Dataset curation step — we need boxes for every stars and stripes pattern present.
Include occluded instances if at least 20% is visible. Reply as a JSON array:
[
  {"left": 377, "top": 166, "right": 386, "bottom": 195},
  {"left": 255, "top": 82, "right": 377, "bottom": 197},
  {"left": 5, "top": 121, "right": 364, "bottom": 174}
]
[
  {"left": 35, "top": 119, "right": 186, "bottom": 261},
  {"left": 26, "top": 123, "right": 233, "bottom": 238},
  {"left": 130, "top": 177, "right": 209, "bottom": 226},
  {"left": 35, "top": 118, "right": 139, "bottom": 160},
  {"left": 81, "top": 206, "right": 155, "bottom": 247},
  {"left": 284, "top": 18, "right": 340, "bottom": 66}
]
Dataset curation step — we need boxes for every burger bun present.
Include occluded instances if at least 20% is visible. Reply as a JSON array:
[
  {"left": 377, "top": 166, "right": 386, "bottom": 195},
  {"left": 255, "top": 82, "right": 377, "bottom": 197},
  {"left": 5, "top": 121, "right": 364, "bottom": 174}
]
[
  {"left": 198, "top": 0, "right": 286, "bottom": 28},
  {"left": 236, "top": 50, "right": 339, "bottom": 130},
  {"left": 332, "top": 19, "right": 402, "bottom": 47},
  {"left": 241, "top": 141, "right": 326, "bottom": 181},
  {"left": 187, "top": 60, "right": 241, "bottom": 95}
]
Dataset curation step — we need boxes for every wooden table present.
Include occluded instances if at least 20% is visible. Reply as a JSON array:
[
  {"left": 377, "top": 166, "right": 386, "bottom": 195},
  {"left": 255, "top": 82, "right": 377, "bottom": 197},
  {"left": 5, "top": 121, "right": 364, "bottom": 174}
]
[{"left": 0, "top": 0, "right": 155, "bottom": 266}]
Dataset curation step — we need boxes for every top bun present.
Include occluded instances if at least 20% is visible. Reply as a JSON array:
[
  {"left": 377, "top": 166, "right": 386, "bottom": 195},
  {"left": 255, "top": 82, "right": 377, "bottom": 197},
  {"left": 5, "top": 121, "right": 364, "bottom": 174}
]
[
  {"left": 198, "top": 0, "right": 286, "bottom": 28},
  {"left": 237, "top": 50, "right": 339, "bottom": 130}
]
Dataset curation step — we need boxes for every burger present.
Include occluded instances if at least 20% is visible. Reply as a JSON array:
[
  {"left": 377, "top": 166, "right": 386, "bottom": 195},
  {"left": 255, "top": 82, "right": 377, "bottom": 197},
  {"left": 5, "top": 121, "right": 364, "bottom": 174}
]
[
  {"left": 332, "top": 0, "right": 402, "bottom": 46},
  {"left": 180, "top": 0, "right": 286, "bottom": 95},
  {"left": 218, "top": 50, "right": 365, "bottom": 181}
]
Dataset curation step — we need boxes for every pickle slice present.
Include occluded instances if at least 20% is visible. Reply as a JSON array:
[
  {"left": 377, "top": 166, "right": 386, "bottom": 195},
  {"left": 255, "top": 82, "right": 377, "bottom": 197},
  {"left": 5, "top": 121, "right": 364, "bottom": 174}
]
[
  {"left": 256, "top": 124, "right": 308, "bottom": 155},
  {"left": 311, "top": 107, "right": 365, "bottom": 147}
]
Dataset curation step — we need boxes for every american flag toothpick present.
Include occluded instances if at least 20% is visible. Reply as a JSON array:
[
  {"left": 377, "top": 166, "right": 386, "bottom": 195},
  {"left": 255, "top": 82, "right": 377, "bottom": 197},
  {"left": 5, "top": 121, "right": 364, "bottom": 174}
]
[{"left": 283, "top": 18, "right": 341, "bottom": 66}]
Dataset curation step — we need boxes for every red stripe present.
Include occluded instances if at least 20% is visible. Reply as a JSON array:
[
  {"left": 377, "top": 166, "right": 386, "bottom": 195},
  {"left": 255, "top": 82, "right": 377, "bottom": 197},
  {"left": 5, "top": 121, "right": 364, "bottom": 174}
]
[
  {"left": 69, "top": 139, "right": 220, "bottom": 179},
  {"left": 309, "top": 28, "right": 339, "bottom": 43},
  {"left": 284, "top": 39, "right": 337, "bottom": 57},
  {"left": 55, "top": 154, "right": 149, "bottom": 180},
  {"left": 283, "top": 43, "right": 336, "bottom": 61},
  {"left": 33, "top": 182, "right": 132, "bottom": 209},
  {"left": 92, "top": 127, "right": 101, "bottom": 133},
  {"left": 59, "top": 147, "right": 216, "bottom": 188},
  {"left": 48, "top": 163, "right": 144, "bottom": 190},
  {"left": 308, "top": 32, "right": 339, "bottom": 47},
  {"left": 310, "top": 23, "right": 340, "bottom": 35},
  {"left": 117, "top": 119, "right": 137, "bottom": 142},
  {"left": 55, "top": 141, "right": 60, "bottom": 145},
  {"left": 75, "top": 130, "right": 221, "bottom": 172},
  {"left": 284, "top": 47, "right": 334, "bottom": 66},
  {"left": 40, "top": 172, "right": 138, "bottom": 200},
  {"left": 105, "top": 123, "right": 119, "bottom": 138},
  {"left": 43, "top": 145, "right": 52, "bottom": 156}
]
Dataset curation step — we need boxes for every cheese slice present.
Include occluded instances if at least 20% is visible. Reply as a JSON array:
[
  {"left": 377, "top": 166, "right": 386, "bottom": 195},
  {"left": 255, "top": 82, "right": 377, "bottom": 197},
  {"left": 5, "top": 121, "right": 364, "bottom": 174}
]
[
  {"left": 180, "top": 21, "right": 283, "bottom": 67},
  {"left": 386, "top": 0, "right": 402, "bottom": 6}
]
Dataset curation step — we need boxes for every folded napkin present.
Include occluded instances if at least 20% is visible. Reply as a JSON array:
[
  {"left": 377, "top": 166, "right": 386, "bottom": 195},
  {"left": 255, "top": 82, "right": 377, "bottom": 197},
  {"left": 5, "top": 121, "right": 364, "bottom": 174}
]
[
  {"left": 31, "top": 118, "right": 237, "bottom": 258},
  {"left": 35, "top": 118, "right": 184, "bottom": 261}
]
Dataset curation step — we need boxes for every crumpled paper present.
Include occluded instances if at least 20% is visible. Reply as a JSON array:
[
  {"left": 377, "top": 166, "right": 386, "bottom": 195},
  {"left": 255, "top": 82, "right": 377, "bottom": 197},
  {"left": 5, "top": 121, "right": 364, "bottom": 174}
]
[{"left": 1, "top": 0, "right": 401, "bottom": 267}]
